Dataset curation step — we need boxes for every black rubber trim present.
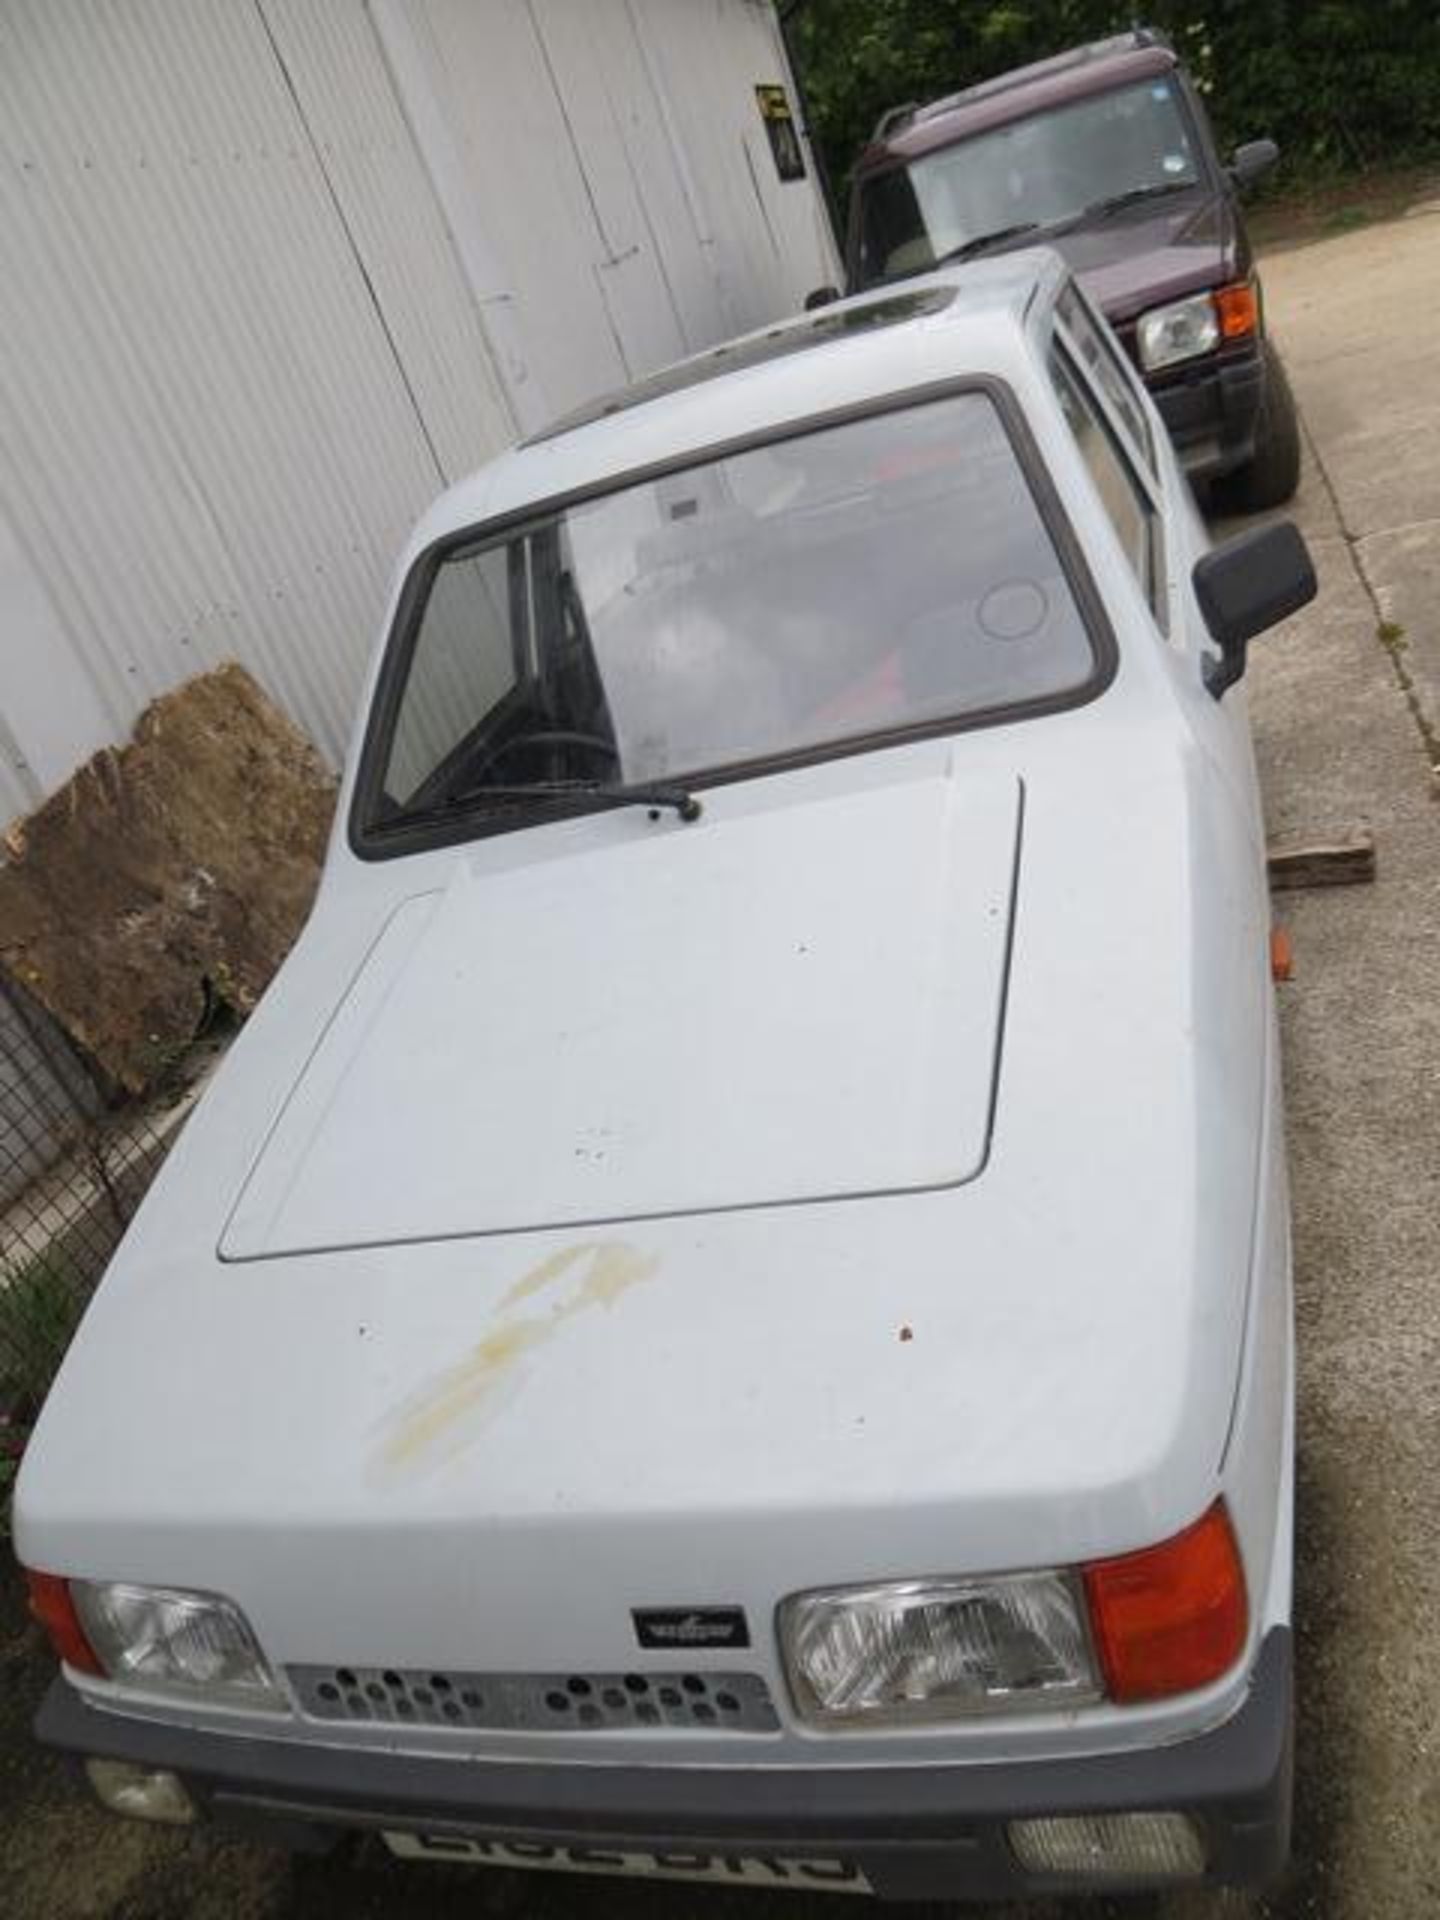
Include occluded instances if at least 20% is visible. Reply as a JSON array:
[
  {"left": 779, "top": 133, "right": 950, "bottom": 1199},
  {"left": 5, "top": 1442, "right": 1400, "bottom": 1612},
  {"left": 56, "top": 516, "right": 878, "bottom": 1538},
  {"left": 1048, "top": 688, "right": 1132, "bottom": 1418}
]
[
  {"left": 39, "top": 1630, "right": 1290, "bottom": 1896},
  {"left": 347, "top": 373, "right": 1119, "bottom": 863}
]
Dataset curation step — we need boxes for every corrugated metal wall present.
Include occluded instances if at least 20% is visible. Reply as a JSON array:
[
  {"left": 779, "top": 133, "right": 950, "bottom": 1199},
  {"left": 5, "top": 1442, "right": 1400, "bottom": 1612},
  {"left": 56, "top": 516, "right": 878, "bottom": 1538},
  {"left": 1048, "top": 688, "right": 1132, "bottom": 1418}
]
[{"left": 0, "top": 0, "right": 837, "bottom": 821}]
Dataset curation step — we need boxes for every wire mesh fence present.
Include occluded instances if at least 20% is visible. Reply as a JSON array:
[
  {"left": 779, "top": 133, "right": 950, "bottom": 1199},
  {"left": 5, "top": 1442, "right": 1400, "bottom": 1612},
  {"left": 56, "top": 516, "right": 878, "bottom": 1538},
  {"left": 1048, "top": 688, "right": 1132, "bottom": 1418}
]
[{"left": 0, "top": 975, "right": 194, "bottom": 1463}]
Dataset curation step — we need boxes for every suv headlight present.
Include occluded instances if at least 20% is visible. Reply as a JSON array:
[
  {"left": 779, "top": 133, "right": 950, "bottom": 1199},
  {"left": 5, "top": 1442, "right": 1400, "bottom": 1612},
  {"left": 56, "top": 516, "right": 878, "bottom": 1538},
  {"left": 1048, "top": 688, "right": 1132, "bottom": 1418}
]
[
  {"left": 71, "top": 1581, "right": 283, "bottom": 1709},
  {"left": 781, "top": 1571, "right": 1100, "bottom": 1726},
  {"left": 1136, "top": 292, "right": 1221, "bottom": 371}
]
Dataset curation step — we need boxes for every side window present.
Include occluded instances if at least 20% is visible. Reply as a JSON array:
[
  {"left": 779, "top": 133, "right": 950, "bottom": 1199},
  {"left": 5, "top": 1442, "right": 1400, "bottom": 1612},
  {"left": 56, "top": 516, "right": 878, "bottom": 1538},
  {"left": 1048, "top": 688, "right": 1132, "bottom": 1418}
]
[
  {"left": 386, "top": 546, "right": 518, "bottom": 805},
  {"left": 1056, "top": 282, "right": 1155, "bottom": 478},
  {"left": 1050, "top": 346, "right": 1168, "bottom": 632}
]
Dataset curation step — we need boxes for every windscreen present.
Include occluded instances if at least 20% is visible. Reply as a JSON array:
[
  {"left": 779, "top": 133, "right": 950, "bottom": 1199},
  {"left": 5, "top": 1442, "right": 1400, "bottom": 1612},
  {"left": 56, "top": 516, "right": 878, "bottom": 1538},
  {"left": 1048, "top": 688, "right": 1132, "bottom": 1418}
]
[
  {"left": 363, "top": 391, "right": 1097, "bottom": 841},
  {"left": 857, "top": 77, "right": 1202, "bottom": 286}
]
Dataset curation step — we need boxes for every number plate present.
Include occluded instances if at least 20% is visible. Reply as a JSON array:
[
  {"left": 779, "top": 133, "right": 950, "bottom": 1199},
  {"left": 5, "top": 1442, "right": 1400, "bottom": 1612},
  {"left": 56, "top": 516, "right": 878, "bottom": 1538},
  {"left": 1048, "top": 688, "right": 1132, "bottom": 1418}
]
[{"left": 383, "top": 1830, "right": 873, "bottom": 1892}]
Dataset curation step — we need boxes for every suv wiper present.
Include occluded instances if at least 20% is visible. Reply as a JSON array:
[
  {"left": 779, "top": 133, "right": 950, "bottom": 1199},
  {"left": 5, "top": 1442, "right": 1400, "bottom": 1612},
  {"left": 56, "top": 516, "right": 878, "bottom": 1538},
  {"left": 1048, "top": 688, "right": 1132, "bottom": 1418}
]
[
  {"left": 401, "top": 777, "right": 702, "bottom": 828},
  {"left": 1083, "top": 180, "right": 1194, "bottom": 219},
  {"left": 935, "top": 221, "right": 1044, "bottom": 265}
]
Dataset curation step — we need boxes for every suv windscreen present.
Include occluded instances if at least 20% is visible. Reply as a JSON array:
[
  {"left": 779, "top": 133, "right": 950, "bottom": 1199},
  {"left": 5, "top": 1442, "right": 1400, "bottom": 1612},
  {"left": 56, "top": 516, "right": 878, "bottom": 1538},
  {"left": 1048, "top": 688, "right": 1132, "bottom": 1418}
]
[
  {"left": 856, "top": 76, "right": 1202, "bottom": 286},
  {"left": 359, "top": 391, "right": 1099, "bottom": 845}
]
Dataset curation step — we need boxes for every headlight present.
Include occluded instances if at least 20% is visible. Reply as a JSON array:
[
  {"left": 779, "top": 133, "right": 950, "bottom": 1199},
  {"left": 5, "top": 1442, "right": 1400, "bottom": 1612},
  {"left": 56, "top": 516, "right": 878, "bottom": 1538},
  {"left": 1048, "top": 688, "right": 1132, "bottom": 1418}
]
[
  {"left": 71, "top": 1581, "right": 283, "bottom": 1709},
  {"left": 781, "top": 1571, "right": 1100, "bottom": 1726},
  {"left": 1136, "top": 292, "right": 1220, "bottom": 371}
]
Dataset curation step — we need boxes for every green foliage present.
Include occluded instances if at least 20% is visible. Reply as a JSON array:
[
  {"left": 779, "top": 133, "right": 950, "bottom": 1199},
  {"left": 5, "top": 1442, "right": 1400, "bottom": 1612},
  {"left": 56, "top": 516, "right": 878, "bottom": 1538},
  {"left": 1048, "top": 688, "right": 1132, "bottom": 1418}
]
[
  {"left": 0, "top": 1259, "right": 84, "bottom": 1530},
  {"left": 0, "top": 1253, "right": 86, "bottom": 1411},
  {"left": 789, "top": 2, "right": 1440, "bottom": 199},
  {"left": 0, "top": 1254, "right": 88, "bottom": 1529}
]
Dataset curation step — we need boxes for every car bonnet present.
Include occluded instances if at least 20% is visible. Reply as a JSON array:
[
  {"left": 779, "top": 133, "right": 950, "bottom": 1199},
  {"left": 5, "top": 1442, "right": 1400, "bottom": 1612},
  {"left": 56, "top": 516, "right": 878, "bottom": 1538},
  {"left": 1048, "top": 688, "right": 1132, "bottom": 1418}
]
[{"left": 220, "top": 766, "right": 1021, "bottom": 1259}]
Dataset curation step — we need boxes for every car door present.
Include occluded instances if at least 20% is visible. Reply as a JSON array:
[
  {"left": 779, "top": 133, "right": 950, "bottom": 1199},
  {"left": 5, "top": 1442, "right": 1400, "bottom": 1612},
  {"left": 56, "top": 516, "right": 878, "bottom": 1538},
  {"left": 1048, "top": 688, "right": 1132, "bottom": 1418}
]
[
  {"left": 1052, "top": 279, "right": 1268, "bottom": 854},
  {"left": 1046, "top": 282, "right": 1276, "bottom": 1443}
]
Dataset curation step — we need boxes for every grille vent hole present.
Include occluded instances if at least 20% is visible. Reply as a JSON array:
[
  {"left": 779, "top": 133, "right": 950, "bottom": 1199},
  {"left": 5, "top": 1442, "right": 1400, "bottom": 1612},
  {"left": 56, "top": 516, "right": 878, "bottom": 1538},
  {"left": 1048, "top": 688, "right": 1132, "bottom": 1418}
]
[{"left": 293, "top": 1666, "right": 777, "bottom": 1734}]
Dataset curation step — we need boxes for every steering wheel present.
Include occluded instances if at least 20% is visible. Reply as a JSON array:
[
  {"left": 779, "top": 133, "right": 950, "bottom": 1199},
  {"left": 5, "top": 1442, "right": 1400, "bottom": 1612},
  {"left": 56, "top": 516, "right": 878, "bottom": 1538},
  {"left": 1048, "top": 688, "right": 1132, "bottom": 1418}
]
[{"left": 472, "top": 729, "right": 617, "bottom": 779}]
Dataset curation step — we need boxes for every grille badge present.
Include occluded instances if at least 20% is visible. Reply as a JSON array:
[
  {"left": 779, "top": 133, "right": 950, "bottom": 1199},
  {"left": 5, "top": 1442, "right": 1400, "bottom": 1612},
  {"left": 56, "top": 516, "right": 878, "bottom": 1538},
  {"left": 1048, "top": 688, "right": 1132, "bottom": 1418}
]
[{"left": 633, "top": 1607, "right": 750, "bottom": 1650}]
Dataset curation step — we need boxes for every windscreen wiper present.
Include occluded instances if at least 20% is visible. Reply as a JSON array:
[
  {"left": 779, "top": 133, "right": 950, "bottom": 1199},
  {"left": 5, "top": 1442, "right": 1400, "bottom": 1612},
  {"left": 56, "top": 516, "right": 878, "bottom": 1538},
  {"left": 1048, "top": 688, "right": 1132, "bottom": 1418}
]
[
  {"left": 1083, "top": 180, "right": 1194, "bottom": 219},
  {"left": 402, "top": 778, "right": 702, "bottom": 827},
  {"left": 935, "top": 221, "right": 1044, "bottom": 265}
]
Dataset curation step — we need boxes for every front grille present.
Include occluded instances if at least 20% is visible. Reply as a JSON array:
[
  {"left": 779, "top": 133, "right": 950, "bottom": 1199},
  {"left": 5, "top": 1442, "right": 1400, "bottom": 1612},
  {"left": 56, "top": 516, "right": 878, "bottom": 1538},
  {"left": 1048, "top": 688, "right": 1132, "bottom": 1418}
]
[{"left": 288, "top": 1665, "right": 779, "bottom": 1734}]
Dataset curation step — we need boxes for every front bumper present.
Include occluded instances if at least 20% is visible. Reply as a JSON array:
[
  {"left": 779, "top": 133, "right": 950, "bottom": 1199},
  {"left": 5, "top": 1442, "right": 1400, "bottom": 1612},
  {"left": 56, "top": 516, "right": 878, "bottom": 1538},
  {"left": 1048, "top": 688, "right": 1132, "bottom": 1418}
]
[
  {"left": 1144, "top": 341, "right": 1266, "bottom": 482},
  {"left": 38, "top": 1628, "right": 1291, "bottom": 1902}
]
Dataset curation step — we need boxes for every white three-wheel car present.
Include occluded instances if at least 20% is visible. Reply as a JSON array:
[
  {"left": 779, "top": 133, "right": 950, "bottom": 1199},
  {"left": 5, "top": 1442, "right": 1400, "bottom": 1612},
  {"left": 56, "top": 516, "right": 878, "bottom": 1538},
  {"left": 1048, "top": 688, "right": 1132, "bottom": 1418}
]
[{"left": 18, "top": 252, "right": 1312, "bottom": 1901}]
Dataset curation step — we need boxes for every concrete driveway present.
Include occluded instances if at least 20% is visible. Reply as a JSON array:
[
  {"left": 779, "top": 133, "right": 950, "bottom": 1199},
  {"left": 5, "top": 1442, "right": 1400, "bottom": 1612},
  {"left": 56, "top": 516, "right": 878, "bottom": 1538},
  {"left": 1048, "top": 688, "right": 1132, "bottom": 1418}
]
[
  {"left": 1213, "top": 202, "right": 1440, "bottom": 1920},
  {"left": 4, "top": 204, "right": 1440, "bottom": 1920}
]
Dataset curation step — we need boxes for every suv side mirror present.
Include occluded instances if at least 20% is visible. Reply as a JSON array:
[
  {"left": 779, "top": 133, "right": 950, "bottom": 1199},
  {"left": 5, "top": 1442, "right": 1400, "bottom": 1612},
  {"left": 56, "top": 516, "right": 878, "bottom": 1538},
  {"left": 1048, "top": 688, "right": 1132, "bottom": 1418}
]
[
  {"left": 804, "top": 286, "right": 841, "bottom": 311},
  {"left": 1194, "top": 521, "right": 1316, "bottom": 699},
  {"left": 1229, "top": 139, "right": 1279, "bottom": 190}
]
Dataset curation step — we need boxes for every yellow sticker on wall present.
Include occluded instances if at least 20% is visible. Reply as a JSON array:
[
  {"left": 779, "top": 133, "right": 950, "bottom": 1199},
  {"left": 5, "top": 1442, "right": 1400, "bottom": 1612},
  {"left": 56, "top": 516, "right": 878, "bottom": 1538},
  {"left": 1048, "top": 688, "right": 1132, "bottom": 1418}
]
[{"left": 755, "top": 84, "right": 806, "bottom": 181}]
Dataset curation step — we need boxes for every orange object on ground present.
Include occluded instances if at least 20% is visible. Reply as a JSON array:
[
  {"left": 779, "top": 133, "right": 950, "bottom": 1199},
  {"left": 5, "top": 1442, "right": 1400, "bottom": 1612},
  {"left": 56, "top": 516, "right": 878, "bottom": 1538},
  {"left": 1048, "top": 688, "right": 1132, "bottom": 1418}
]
[{"left": 1270, "top": 926, "right": 1294, "bottom": 981}]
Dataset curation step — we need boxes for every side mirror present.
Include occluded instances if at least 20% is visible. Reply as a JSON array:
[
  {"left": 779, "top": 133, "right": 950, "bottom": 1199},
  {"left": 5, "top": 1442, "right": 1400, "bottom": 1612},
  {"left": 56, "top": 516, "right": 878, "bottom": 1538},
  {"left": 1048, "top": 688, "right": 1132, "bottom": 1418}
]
[
  {"left": 1229, "top": 138, "right": 1279, "bottom": 190},
  {"left": 804, "top": 286, "right": 841, "bottom": 312},
  {"left": 1193, "top": 521, "right": 1316, "bottom": 699}
]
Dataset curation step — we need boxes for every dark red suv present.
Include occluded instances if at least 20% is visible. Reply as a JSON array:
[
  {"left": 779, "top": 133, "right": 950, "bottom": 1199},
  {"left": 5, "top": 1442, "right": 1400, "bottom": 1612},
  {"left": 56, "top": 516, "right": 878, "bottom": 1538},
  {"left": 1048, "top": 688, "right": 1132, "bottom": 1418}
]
[{"left": 819, "top": 28, "right": 1300, "bottom": 510}]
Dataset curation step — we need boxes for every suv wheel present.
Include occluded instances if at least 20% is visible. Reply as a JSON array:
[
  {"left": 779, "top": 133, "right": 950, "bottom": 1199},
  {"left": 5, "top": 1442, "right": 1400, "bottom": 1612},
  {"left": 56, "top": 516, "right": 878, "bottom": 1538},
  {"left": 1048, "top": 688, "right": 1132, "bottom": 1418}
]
[{"left": 1223, "top": 341, "right": 1301, "bottom": 512}]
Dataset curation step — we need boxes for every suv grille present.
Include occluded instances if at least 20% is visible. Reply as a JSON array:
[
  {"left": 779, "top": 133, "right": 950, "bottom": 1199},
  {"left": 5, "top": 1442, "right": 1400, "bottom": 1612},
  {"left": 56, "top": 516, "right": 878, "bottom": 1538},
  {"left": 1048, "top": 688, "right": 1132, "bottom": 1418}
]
[{"left": 288, "top": 1665, "right": 779, "bottom": 1734}]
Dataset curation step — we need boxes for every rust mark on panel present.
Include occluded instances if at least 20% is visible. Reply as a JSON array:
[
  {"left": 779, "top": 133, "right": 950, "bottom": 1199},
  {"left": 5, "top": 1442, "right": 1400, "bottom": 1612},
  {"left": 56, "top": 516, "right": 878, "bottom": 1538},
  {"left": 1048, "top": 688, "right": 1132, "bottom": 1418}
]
[
  {"left": 376, "top": 1241, "right": 658, "bottom": 1477},
  {"left": 497, "top": 1238, "right": 652, "bottom": 1314}
]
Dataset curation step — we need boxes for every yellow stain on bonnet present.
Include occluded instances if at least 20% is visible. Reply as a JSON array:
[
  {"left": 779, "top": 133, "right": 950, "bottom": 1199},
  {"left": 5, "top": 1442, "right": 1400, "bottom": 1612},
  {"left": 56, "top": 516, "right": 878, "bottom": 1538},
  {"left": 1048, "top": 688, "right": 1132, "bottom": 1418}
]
[{"left": 377, "top": 1241, "right": 658, "bottom": 1475}]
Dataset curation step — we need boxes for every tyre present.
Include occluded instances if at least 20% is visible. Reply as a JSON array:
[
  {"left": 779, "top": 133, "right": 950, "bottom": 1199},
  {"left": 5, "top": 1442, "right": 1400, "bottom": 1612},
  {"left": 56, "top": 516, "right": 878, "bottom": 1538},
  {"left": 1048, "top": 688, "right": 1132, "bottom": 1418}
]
[{"left": 1222, "top": 340, "right": 1301, "bottom": 513}]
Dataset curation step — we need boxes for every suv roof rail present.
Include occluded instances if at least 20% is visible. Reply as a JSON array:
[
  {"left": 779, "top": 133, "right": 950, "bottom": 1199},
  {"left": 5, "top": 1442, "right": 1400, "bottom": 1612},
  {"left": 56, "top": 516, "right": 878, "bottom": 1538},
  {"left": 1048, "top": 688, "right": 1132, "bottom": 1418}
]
[
  {"left": 871, "top": 101, "right": 920, "bottom": 142},
  {"left": 906, "top": 27, "right": 1177, "bottom": 129}
]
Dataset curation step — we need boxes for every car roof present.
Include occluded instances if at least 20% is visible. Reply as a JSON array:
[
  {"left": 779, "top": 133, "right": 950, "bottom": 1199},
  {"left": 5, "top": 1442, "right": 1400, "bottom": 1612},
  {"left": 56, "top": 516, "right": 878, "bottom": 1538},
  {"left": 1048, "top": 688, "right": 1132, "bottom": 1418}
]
[
  {"left": 412, "top": 252, "right": 1067, "bottom": 550},
  {"left": 859, "top": 32, "right": 1179, "bottom": 171}
]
